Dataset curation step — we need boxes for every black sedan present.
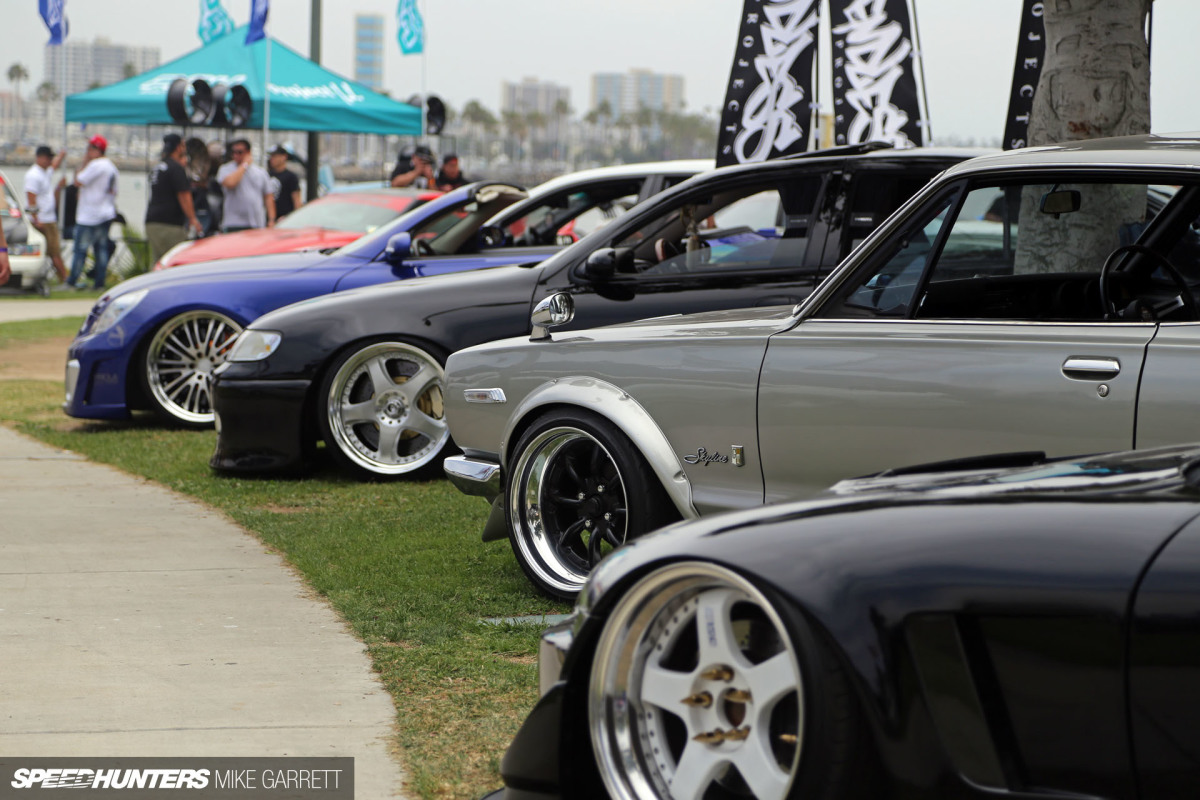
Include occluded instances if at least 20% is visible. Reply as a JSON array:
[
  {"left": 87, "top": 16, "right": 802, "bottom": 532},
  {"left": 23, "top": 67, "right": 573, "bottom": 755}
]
[
  {"left": 489, "top": 444, "right": 1200, "bottom": 800},
  {"left": 210, "top": 144, "right": 984, "bottom": 478}
]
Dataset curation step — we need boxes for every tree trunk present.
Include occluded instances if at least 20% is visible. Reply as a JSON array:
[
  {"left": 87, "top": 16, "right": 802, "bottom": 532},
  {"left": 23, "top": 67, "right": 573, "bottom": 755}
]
[{"left": 1016, "top": 0, "right": 1152, "bottom": 274}]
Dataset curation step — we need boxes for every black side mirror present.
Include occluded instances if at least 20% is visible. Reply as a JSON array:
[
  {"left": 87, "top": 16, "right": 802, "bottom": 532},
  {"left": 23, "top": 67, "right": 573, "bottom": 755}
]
[
  {"left": 385, "top": 232, "right": 412, "bottom": 262},
  {"left": 582, "top": 247, "right": 618, "bottom": 280},
  {"left": 478, "top": 225, "right": 508, "bottom": 248}
]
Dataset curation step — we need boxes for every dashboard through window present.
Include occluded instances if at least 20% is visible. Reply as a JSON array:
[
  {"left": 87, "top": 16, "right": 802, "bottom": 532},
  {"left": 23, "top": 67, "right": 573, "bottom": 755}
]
[{"left": 822, "top": 178, "right": 1200, "bottom": 323}]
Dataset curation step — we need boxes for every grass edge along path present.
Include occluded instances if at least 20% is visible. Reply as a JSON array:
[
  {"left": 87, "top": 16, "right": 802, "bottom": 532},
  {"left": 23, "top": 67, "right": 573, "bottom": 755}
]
[{"left": 1, "top": 317, "right": 567, "bottom": 800}]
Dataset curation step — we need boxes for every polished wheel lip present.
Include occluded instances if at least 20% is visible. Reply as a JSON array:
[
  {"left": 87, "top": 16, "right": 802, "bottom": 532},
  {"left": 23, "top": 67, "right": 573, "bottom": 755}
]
[
  {"left": 589, "top": 562, "right": 804, "bottom": 800},
  {"left": 508, "top": 425, "right": 628, "bottom": 596},
  {"left": 145, "top": 310, "right": 243, "bottom": 425},
  {"left": 324, "top": 341, "right": 449, "bottom": 475}
]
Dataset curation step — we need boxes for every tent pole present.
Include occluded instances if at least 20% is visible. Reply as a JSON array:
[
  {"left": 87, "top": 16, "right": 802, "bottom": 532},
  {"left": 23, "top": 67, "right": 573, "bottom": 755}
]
[
  {"left": 262, "top": 35, "right": 272, "bottom": 163},
  {"left": 306, "top": 0, "right": 322, "bottom": 200}
]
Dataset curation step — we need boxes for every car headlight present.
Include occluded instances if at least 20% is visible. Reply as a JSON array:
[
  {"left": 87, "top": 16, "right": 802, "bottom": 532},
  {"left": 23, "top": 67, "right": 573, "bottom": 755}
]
[
  {"left": 228, "top": 330, "right": 282, "bottom": 362},
  {"left": 90, "top": 289, "right": 149, "bottom": 336}
]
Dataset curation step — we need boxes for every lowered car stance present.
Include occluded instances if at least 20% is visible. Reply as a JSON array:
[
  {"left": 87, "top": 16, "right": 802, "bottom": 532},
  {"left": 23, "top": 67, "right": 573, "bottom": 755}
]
[
  {"left": 64, "top": 160, "right": 704, "bottom": 427},
  {"left": 209, "top": 144, "right": 977, "bottom": 479},
  {"left": 444, "top": 133, "right": 1200, "bottom": 598},
  {"left": 485, "top": 443, "right": 1200, "bottom": 800}
]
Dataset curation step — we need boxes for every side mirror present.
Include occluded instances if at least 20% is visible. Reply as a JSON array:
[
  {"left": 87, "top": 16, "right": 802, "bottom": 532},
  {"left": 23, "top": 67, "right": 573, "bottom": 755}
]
[
  {"left": 582, "top": 247, "right": 618, "bottom": 280},
  {"left": 530, "top": 293, "right": 575, "bottom": 341},
  {"left": 385, "top": 232, "right": 412, "bottom": 262},
  {"left": 478, "top": 225, "right": 508, "bottom": 248}
]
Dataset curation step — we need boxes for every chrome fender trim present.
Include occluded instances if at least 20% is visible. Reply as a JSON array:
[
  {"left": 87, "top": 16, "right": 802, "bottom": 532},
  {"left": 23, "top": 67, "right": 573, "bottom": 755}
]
[{"left": 502, "top": 376, "right": 699, "bottom": 520}]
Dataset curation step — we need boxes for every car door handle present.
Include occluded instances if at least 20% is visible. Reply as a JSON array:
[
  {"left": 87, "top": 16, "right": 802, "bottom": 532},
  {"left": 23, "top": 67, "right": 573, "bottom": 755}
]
[{"left": 1062, "top": 356, "right": 1121, "bottom": 381}]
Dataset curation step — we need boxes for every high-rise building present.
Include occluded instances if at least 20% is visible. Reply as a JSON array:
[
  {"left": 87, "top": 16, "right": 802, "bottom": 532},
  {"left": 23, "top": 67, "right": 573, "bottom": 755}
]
[
  {"left": 501, "top": 78, "right": 570, "bottom": 117},
  {"left": 590, "top": 69, "right": 685, "bottom": 115},
  {"left": 44, "top": 37, "right": 160, "bottom": 98},
  {"left": 354, "top": 14, "right": 385, "bottom": 91}
]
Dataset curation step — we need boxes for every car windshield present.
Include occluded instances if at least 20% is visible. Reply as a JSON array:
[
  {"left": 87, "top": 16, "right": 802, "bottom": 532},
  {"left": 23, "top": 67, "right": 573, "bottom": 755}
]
[{"left": 276, "top": 195, "right": 419, "bottom": 233}]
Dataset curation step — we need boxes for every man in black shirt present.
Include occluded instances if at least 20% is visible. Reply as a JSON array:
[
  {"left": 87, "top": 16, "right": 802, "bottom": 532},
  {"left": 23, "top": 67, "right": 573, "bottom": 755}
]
[
  {"left": 268, "top": 145, "right": 302, "bottom": 219},
  {"left": 390, "top": 144, "right": 435, "bottom": 188},
  {"left": 145, "top": 133, "right": 202, "bottom": 265},
  {"left": 435, "top": 153, "right": 468, "bottom": 191}
]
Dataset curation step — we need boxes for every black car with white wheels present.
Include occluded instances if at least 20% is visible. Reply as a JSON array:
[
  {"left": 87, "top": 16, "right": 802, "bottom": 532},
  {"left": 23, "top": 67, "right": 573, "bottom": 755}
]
[
  {"left": 487, "top": 443, "right": 1200, "bottom": 800},
  {"left": 210, "top": 144, "right": 980, "bottom": 479}
]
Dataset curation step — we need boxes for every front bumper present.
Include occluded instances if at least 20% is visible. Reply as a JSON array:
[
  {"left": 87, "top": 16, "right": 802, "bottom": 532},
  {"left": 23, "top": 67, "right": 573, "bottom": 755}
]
[
  {"left": 209, "top": 375, "right": 313, "bottom": 472},
  {"left": 62, "top": 333, "right": 136, "bottom": 421},
  {"left": 444, "top": 455, "right": 510, "bottom": 541}
]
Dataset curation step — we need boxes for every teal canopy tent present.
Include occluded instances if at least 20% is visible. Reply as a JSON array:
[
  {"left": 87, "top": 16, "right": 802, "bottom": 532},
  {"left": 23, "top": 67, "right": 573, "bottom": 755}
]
[{"left": 65, "top": 26, "right": 421, "bottom": 135}]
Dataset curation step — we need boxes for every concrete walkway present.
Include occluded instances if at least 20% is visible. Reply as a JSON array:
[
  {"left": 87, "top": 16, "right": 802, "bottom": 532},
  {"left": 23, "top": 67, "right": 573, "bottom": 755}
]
[
  {"left": 0, "top": 297, "right": 96, "bottom": 323},
  {"left": 0, "top": 301, "right": 406, "bottom": 796}
]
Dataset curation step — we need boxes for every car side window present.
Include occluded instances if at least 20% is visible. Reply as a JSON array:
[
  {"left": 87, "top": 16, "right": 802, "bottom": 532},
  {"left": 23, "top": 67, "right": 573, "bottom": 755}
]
[
  {"left": 614, "top": 178, "right": 821, "bottom": 278},
  {"left": 504, "top": 179, "right": 645, "bottom": 246},
  {"left": 821, "top": 192, "right": 956, "bottom": 317}
]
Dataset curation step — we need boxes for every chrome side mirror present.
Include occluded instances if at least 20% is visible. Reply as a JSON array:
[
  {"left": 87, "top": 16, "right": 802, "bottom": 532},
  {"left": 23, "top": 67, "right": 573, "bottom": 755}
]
[{"left": 530, "top": 293, "right": 575, "bottom": 341}]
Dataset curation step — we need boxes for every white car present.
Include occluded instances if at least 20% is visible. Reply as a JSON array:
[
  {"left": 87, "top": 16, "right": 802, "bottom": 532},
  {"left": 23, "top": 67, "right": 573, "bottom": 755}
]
[{"left": 0, "top": 168, "right": 51, "bottom": 296}]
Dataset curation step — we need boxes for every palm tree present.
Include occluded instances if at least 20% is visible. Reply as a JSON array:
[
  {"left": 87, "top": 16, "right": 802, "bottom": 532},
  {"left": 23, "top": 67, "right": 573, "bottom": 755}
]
[
  {"left": 7, "top": 62, "right": 29, "bottom": 139},
  {"left": 553, "top": 98, "right": 572, "bottom": 162},
  {"left": 36, "top": 81, "right": 58, "bottom": 140}
]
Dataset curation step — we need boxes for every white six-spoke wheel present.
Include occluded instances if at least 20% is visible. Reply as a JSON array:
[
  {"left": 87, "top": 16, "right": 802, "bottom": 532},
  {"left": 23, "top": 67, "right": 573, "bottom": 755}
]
[
  {"left": 320, "top": 341, "right": 449, "bottom": 478},
  {"left": 590, "top": 563, "right": 804, "bottom": 800},
  {"left": 143, "top": 310, "right": 243, "bottom": 427}
]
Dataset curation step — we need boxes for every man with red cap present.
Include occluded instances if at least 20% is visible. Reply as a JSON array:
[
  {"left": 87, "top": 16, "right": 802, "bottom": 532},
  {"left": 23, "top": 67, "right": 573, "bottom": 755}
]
[{"left": 69, "top": 134, "right": 120, "bottom": 290}]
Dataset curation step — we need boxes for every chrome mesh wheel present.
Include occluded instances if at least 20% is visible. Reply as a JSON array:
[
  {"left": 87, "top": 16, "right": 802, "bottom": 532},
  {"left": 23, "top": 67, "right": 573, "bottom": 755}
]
[
  {"left": 144, "top": 310, "right": 243, "bottom": 426},
  {"left": 590, "top": 563, "right": 803, "bottom": 800},
  {"left": 323, "top": 341, "right": 448, "bottom": 476}
]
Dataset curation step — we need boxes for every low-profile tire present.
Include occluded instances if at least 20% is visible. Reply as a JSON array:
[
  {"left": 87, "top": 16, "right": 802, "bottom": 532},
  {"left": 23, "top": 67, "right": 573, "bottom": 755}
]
[
  {"left": 506, "top": 408, "right": 679, "bottom": 600},
  {"left": 589, "top": 561, "right": 878, "bottom": 800},
  {"left": 317, "top": 339, "right": 450, "bottom": 480},
  {"left": 141, "top": 309, "right": 243, "bottom": 428}
]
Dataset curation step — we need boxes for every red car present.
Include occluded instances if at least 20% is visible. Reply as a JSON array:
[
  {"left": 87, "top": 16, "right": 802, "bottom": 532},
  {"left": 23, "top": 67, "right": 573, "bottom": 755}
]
[{"left": 153, "top": 187, "right": 440, "bottom": 270}]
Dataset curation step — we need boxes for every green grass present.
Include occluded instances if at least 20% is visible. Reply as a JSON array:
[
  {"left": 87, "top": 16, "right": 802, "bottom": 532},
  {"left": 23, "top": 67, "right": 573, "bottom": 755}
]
[{"left": 0, "top": 317, "right": 567, "bottom": 800}]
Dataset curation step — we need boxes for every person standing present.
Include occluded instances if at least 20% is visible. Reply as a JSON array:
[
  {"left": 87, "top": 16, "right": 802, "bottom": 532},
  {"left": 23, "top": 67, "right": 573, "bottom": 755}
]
[
  {"left": 435, "top": 153, "right": 468, "bottom": 191},
  {"left": 145, "top": 133, "right": 203, "bottom": 266},
  {"left": 69, "top": 135, "right": 120, "bottom": 290},
  {"left": 23, "top": 144, "right": 68, "bottom": 284},
  {"left": 216, "top": 139, "right": 275, "bottom": 232},
  {"left": 268, "top": 145, "right": 302, "bottom": 219},
  {"left": 0, "top": 207, "right": 10, "bottom": 286},
  {"left": 389, "top": 144, "right": 435, "bottom": 188}
]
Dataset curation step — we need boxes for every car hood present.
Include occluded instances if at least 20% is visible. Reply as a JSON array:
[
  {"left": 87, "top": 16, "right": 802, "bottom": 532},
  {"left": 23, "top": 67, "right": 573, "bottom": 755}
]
[
  {"left": 244, "top": 261, "right": 544, "bottom": 332},
  {"left": 106, "top": 250, "right": 345, "bottom": 298},
  {"left": 163, "top": 227, "right": 359, "bottom": 266}
]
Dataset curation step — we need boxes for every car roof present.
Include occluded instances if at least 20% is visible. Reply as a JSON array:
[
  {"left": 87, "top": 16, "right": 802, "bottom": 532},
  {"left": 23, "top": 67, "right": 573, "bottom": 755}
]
[
  {"left": 527, "top": 159, "right": 715, "bottom": 196},
  {"left": 940, "top": 131, "right": 1200, "bottom": 177}
]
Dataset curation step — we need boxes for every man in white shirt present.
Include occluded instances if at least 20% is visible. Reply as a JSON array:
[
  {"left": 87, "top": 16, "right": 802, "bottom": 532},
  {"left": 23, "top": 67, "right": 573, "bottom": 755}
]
[
  {"left": 69, "top": 135, "right": 120, "bottom": 290},
  {"left": 24, "top": 145, "right": 68, "bottom": 285},
  {"left": 216, "top": 139, "right": 275, "bottom": 232}
]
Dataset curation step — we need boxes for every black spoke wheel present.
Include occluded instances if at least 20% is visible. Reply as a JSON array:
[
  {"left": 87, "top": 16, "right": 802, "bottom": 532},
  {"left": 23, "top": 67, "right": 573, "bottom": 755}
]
[{"left": 506, "top": 409, "right": 678, "bottom": 599}]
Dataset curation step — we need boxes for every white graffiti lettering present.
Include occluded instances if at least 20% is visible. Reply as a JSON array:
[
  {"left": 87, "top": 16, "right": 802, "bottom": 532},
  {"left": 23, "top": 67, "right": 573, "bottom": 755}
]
[
  {"left": 832, "top": 0, "right": 915, "bottom": 147},
  {"left": 733, "top": 0, "right": 819, "bottom": 163}
]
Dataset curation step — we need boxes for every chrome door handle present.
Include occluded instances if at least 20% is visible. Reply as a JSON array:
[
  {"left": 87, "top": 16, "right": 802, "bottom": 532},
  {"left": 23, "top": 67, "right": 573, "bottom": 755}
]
[{"left": 1062, "top": 356, "right": 1121, "bottom": 381}]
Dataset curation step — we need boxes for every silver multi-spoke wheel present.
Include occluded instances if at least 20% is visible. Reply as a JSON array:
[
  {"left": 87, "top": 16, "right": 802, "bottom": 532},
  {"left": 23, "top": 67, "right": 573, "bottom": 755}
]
[
  {"left": 590, "top": 563, "right": 803, "bottom": 800},
  {"left": 144, "top": 310, "right": 243, "bottom": 426},
  {"left": 322, "top": 341, "right": 448, "bottom": 477},
  {"left": 508, "top": 425, "right": 628, "bottom": 597}
]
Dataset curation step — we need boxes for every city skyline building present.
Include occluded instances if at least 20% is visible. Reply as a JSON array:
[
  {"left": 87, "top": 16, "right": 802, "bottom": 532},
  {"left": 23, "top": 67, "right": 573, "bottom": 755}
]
[
  {"left": 500, "top": 78, "right": 571, "bottom": 117},
  {"left": 590, "top": 68, "right": 685, "bottom": 115},
  {"left": 353, "top": 14, "right": 385, "bottom": 92},
  {"left": 43, "top": 37, "right": 160, "bottom": 98}
]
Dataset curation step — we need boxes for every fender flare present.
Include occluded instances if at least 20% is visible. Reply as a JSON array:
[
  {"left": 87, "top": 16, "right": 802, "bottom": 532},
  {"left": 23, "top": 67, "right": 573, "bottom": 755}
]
[{"left": 502, "top": 376, "right": 699, "bottom": 520}]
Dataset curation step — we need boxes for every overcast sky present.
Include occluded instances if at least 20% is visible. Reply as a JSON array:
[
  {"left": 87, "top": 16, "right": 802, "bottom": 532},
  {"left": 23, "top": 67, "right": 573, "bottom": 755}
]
[{"left": 7, "top": 0, "right": 1200, "bottom": 143}]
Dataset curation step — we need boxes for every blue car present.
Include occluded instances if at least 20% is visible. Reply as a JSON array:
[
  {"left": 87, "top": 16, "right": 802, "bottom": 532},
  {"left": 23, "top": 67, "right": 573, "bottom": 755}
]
[{"left": 63, "top": 161, "right": 709, "bottom": 427}]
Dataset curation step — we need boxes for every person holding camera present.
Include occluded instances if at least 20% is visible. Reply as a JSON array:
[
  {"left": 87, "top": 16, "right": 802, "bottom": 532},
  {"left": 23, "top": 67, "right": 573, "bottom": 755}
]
[
  {"left": 217, "top": 139, "right": 275, "bottom": 232},
  {"left": 389, "top": 144, "right": 436, "bottom": 189}
]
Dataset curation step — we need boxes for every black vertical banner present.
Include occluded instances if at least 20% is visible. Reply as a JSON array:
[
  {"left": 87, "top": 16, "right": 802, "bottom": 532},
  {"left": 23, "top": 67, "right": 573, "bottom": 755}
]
[
  {"left": 1004, "top": 0, "right": 1046, "bottom": 149},
  {"left": 715, "top": 0, "right": 820, "bottom": 168},
  {"left": 829, "top": 0, "right": 927, "bottom": 147}
]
